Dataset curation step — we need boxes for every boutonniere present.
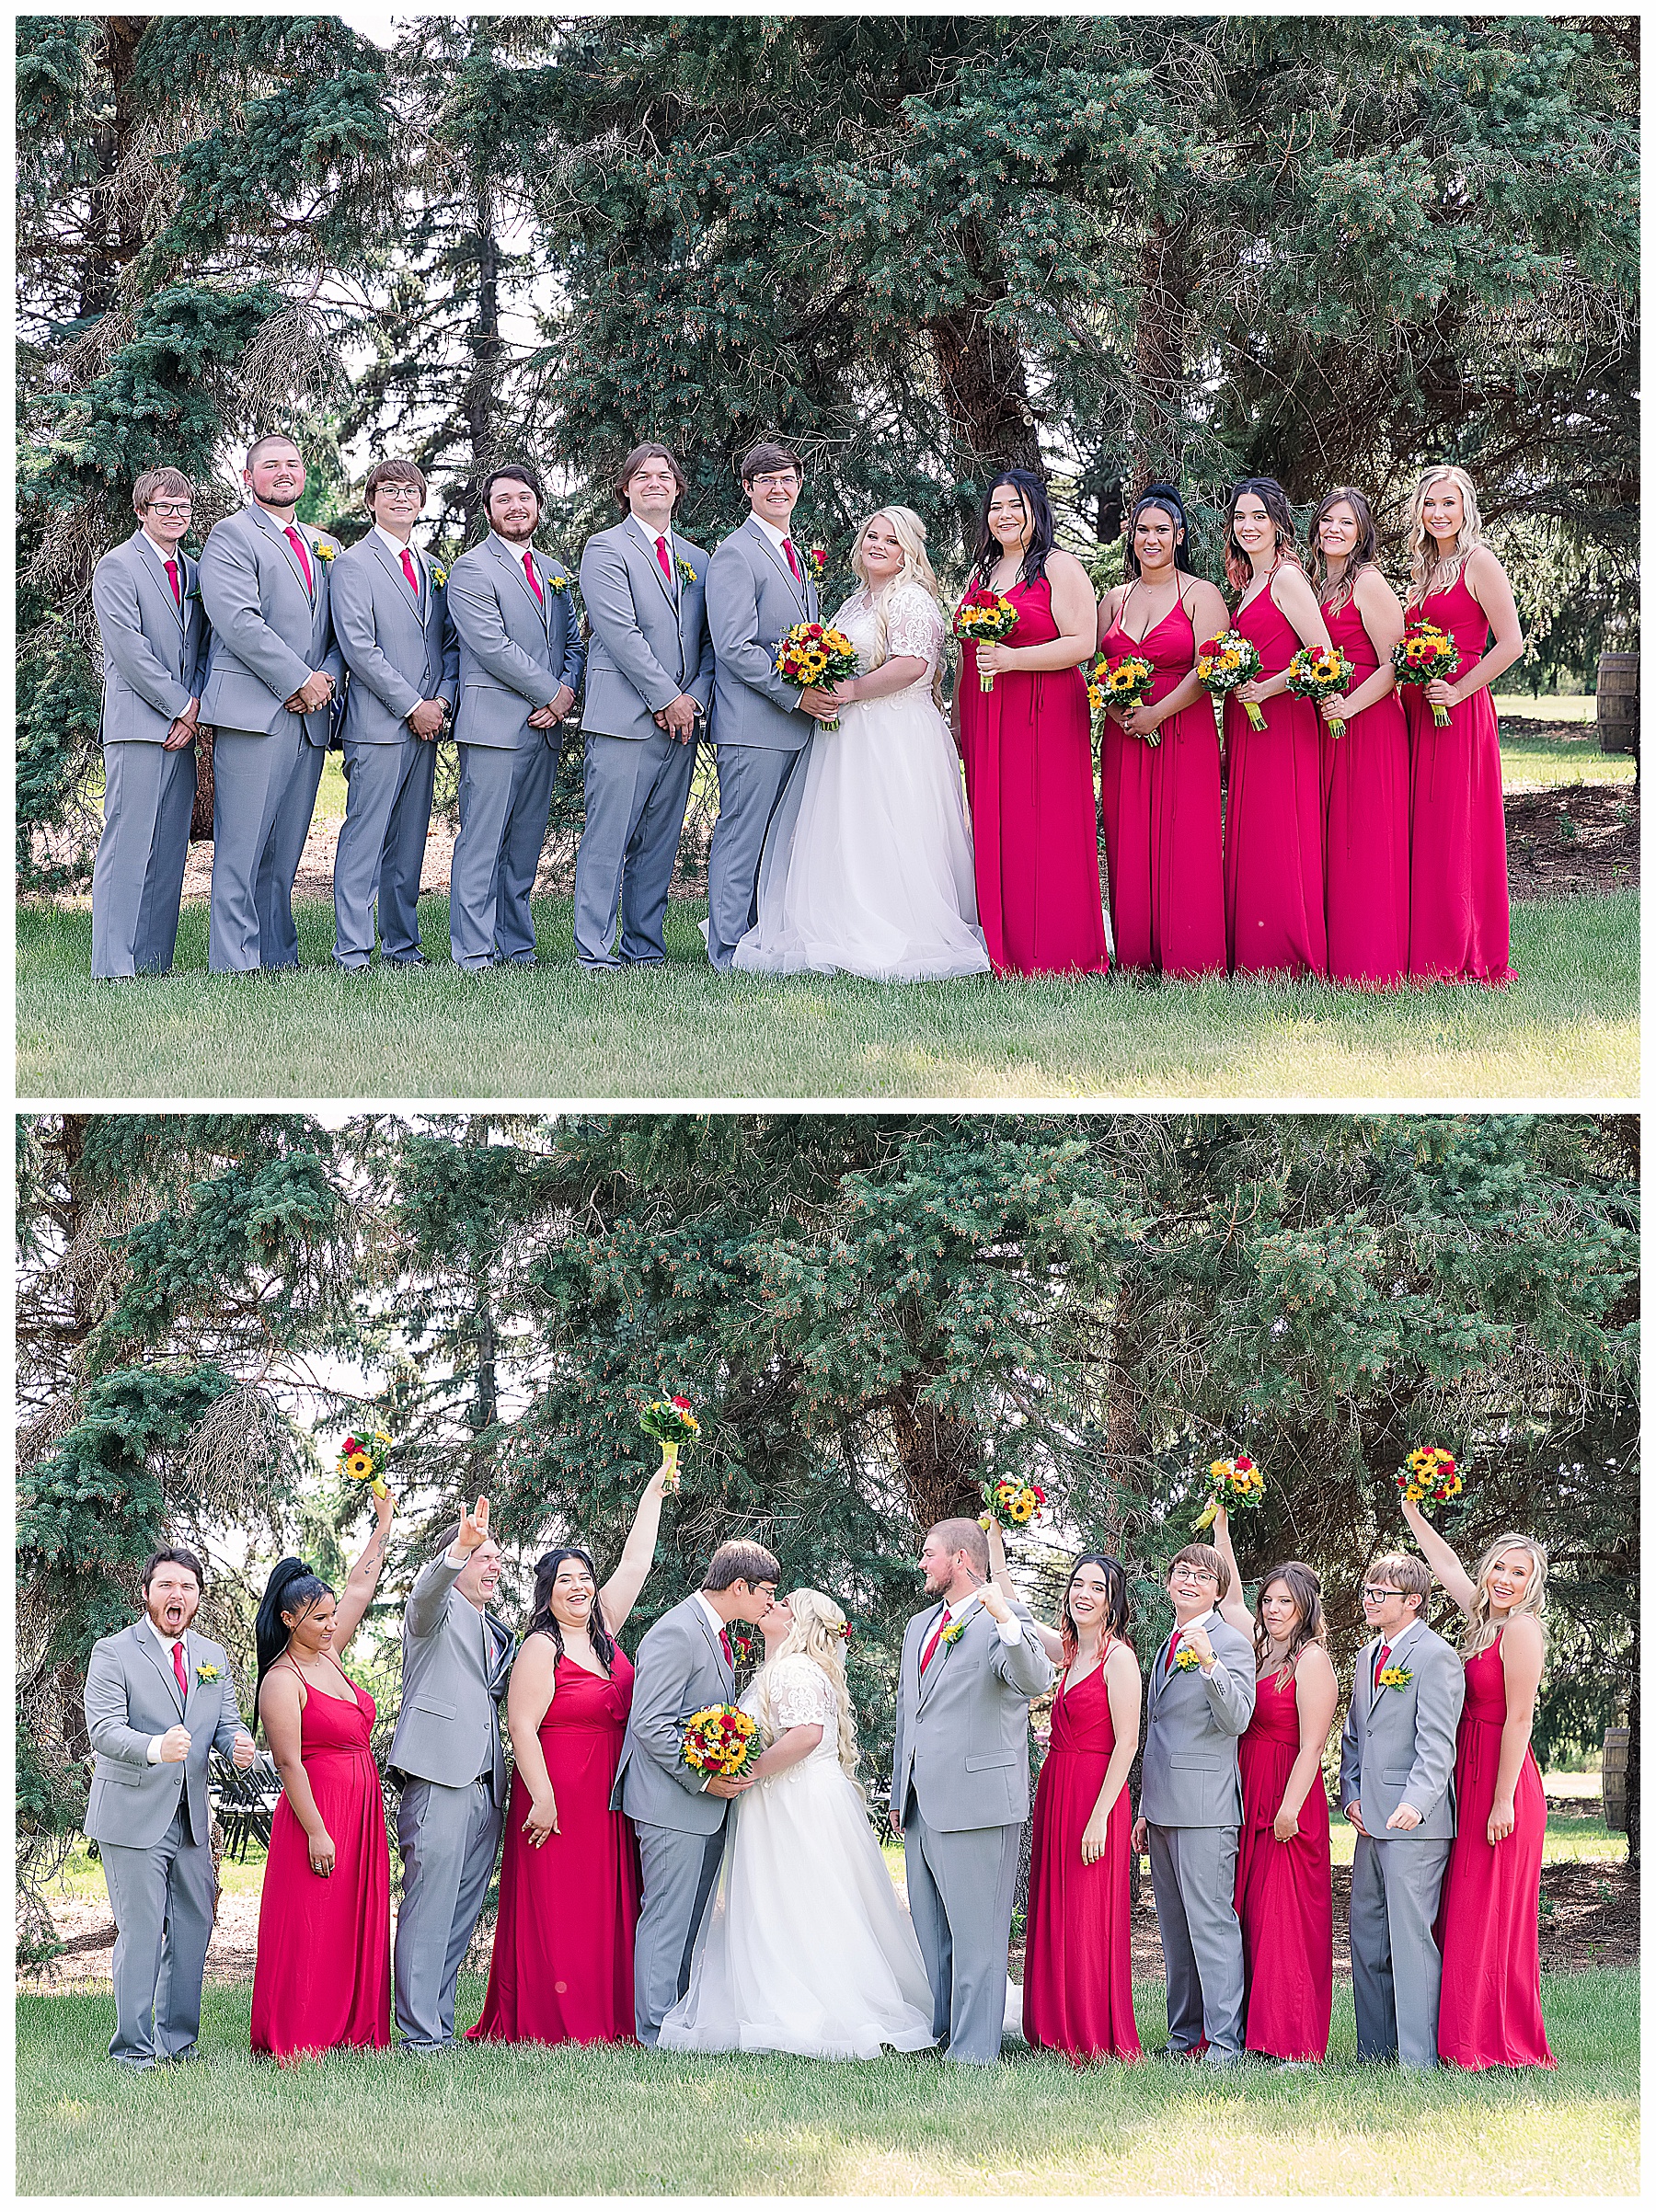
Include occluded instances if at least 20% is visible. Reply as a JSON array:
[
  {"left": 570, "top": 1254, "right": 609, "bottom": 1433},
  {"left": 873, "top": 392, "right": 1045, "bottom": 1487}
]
[
  {"left": 1173, "top": 1645, "right": 1203, "bottom": 1672},
  {"left": 1376, "top": 1664, "right": 1414, "bottom": 1693},
  {"left": 939, "top": 1616, "right": 968, "bottom": 1648},
  {"left": 430, "top": 563, "right": 448, "bottom": 590},
  {"left": 541, "top": 568, "right": 570, "bottom": 595},
  {"left": 676, "top": 555, "right": 698, "bottom": 585},
  {"left": 195, "top": 1661, "right": 220, "bottom": 1683},
  {"left": 184, "top": 582, "right": 201, "bottom": 603},
  {"left": 311, "top": 539, "right": 338, "bottom": 565}
]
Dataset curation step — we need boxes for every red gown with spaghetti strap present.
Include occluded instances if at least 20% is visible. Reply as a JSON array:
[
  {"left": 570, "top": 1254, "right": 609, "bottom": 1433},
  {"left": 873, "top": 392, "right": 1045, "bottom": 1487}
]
[
  {"left": 1233, "top": 1664, "right": 1333, "bottom": 2060},
  {"left": 1320, "top": 591, "right": 1409, "bottom": 989},
  {"left": 1402, "top": 570, "right": 1514, "bottom": 985},
  {"left": 1022, "top": 1646, "right": 1142, "bottom": 2062},
  {"left": 1222, "top": 583, "right": 1328, "bottom": 977},
  {"left": 1435, "top": 1634, "right": 1554, "bottom": 2069},
  {"left": 469, "top": 1647, "right": 640, "bottom": 2046},
  {"left": 1098, "top": 592, "right": 1225, "bottom": 977},
  {"left": 250, "top": 1671, "right": 390, "bottom": 2057},
  {"left": 957, "top": 576, "right": 1109, "bottom": 977}
]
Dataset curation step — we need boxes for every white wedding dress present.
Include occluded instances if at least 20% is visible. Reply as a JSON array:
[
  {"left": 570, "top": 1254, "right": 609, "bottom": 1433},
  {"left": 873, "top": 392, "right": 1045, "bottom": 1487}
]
[
  {"left": 657, "top": 1654, "right": 938, "bottom": 2059},
  {"left": 732, "top": 583, "right": 991, "bottom": 980}
]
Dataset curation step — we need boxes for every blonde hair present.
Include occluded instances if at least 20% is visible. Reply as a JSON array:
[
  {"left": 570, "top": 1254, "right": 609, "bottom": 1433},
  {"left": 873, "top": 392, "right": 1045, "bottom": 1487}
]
[
  {"left": 1407, "top": 464, "right": 1487, "bottom": 602},
  {"left": 1462, "top": 1532, "right": 1548, "bottom": 1659},
  {"left": 848, "top": 506, "right": 949, "bottom": 709},
  {"left": 753, "top": 1588, "right": 863, "bottom": 1795}
]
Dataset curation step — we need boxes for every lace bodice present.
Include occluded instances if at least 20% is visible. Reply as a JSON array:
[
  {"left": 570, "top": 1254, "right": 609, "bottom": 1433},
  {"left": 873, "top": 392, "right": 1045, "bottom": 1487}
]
[
  {"left": 745, "top": 1652, "right": 841, "bottom": 1763},
  {"left": 834, "top": 583, "right": 947, "bottom": 690}
]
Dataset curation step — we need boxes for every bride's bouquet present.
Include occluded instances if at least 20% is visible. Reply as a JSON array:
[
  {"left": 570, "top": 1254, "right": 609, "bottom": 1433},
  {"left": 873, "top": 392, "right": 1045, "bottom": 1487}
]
[
  {"left": 640, "top": 1396, "right": 700, "bottom": 1493},
  {"left": 680, "top": 1704, "right": 759, "bottom": 1778},
  {"left": 776, "top": 621, "right": 859, "bottom": 732},
  {"left": 1087, "top": 652, "right": 1160, "bottom": 746},
  {"left": 954, "top": 587, "right": 1020, "bottom": 693},
  {"left": 1285, "top": 643, "right": 1355, "bottom": 738},
  {"left": 1196, "top": 630, "right": 1266, "bottom": 730}
]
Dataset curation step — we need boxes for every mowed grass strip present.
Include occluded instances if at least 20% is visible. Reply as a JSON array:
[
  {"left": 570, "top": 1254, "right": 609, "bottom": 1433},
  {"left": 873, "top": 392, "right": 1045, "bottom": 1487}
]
[{"left": 17, "top": 890, "right": 1638, "bottom": 1101}]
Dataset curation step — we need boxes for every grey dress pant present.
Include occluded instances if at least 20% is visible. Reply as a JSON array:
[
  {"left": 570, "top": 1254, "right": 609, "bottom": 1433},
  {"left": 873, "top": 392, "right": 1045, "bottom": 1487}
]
[
  {"left": 259, "top": 736, "right": 328, "bottom": 968},
  {"left": 208, "top": 726, "right": 305, "bottom": 971},
  {"left": 450, "top": 741, "right": 556, "bottom": 968},
  {"left": 91, "top": 739, "right": 197, "bottom": 977},
  {"left": 573, "top": 728, "right": 697, "bottom": 968},
  {"left": 99, "top": 1802, "right": 216, "bottom": 2065},
  {"left": 902, "top": 1791, "right": 1020, "bottom": 2065},
  {"left": 704, "top": 743, "right": 805, "bottom": 969},
  {"left": 333, "top": 735, "right": 436, "bottom": 967},
  {"left": 1350, "top": 1831, "right": 1453, "bottom": 2069},
  {"left": 1146, "top": 1821, "right": 1246, "bottom": 2056},
  {"left": 632, "top": 1821, "right": 726, "bottom": 2046},
  {"left": 393, "top": 1773, "right": 504, "bottom": 2050}
]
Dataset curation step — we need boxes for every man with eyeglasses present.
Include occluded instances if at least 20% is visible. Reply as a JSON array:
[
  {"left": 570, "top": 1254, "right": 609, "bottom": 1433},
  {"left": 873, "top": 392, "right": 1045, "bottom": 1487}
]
[
  {"left": 1338, "top": 1552, "right": 1464, "bottom": 2069},
  {"left": 328, "top": 460, "right": 459, "bottom": 970},
  {"left": 89, "top": 469, "right": 212, "bottom": 978},
  {"left": 1133, "top": 1542, "right": 1256, "bottom": 2064},
  {"left": 702, "top": 441, "right": 840, "bottom": 970}
]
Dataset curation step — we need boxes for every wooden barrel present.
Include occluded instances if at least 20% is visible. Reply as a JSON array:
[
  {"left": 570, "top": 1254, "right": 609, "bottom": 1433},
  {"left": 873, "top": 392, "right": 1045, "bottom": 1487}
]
[
  {"left": 1596, "top": 652, "right": 1639, "bottom": 756},
  {"left": 1602, "top": 1725, "right": 1629, "bottom": 1831}
]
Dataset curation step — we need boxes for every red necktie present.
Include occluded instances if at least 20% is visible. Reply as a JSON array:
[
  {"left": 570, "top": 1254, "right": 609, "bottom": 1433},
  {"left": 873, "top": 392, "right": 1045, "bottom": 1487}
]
[
  {"left": 719, "top": 1628, "right": 733, "bottom": 1668},
  {"left": 283, "top": 525, "right": 314, "bottom": 593},
  {"left": 783, "top": 537, "right": 802, "bottom": 582},
  {"left": 400, "top": 548, "right": 420, "bottom": 599},
  {"left": 1164, "top": 1628, "right": 1183, "bottom": 1679},
  {"left": 165, "top": 557, "right": 180, "bottom": 609},
  {"left": 523, "top": 551, "right": 544, "bottom": 605},
  {"left": 1373, "top": 1641, "right": 1392, "bottom": 1691},
  {"left": 655, "top": 534, "right": 672, "bottom": 580},
  {"left": 172, "top": 1639, "right": 189, "bottom": 1700},
  {"left": 920, "top": 1607, "right": 951, "bottom": 1673}
]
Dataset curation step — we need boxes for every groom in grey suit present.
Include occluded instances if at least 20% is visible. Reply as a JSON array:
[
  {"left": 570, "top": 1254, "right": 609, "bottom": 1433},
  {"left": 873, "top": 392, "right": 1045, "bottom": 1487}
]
[
  {"left": 329, "top": 459, "right": 459, "bottom": 969},
  {"left": 702, "top": 441, "right": 838, "bottom": 968},
  {"left": 1133, "top": 1542, "right": 1256, "bottom": 2062},
  {"left": 82, "top": 1548, "right": 258, "bottom": 2066},
  {"left": 890, "top": 1519, "right": 1053, "bottom": 2064},
  {"left": 385, "top": 1496, "right": 514, "bottom": 2053},
  {"left": 445, "top": 464, "right": 585, "bottom": 969},
  {"left": 197, "top": 432, "right": 344, "bottom": 971},
  {"left": 613, "top": 1539, "right": 780, "bottom": 2044},
  {"left": 574, "top": 441, "right": 715, "bottom": 969},
  {"left": 1339, "top": 1551, "right": 1465, "bottom": 2069},
  {"left": 89, "top": 468, "right": 211, "bottom": 979}
]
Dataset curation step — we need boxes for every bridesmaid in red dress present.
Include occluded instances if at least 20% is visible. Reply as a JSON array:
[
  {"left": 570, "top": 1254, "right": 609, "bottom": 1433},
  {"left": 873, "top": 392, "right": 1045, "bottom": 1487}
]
[
  {"left": 1211, "top": 1506, "right": 1337, "bottom": 2063},
  {"left": 1402, "top": 466, "right": 1524, "bottom": 986},
  {"left": 251, "top": 1484, "right": 396, "bottom": 2059},
  {"left": 955, "top": 469, "right": 1108, "bottom": 976},
  {"left": 1220, "top": 479, "right": 1336, "bottom": 978},
  {"left": 1309, "top": 487, "right": 1410, "bottom": 988},
  {"left": 1401, "top": 1498, "right": 1555, "bottom": 2069},
  {"left": 1095, "top": 485, "right": 1230, "bottom": 977},
  {"left": 470, "top": 1467, "right": 669, "bottom": 2046}
]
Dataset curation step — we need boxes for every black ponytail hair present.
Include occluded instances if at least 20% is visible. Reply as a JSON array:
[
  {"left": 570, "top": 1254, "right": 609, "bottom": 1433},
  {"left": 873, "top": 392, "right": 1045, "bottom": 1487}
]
[
  {"left": 526, "top": 1547, "right": 617, "bottom": 1674},
  {"left": 254, "top": 1556, "right": 332, "bottom": 1713},
  {"left": 1124, "top": 483, "right": 1196, "bottom": 579}
]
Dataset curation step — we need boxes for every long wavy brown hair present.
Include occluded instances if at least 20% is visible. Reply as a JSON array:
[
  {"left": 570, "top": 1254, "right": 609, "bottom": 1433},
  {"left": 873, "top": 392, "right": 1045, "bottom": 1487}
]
[
  {"left": 1307, "top": 486, "right": 1381, "bottom": 616},
  {"left": 1253, "top": 1561, "right": 1328, "bottom": 1684}
]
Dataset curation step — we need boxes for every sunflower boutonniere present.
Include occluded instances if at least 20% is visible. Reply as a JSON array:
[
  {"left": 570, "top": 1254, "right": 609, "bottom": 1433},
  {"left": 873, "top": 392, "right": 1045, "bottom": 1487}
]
[
  {"left": 1172, "top": 1645, "right": 1203, "bottom": 1672},
  {"left": 311, "top": 537, "right": 338, "bottom": 565},
  {"left": 195, "top": 1660, "right": 221, "bottom": 1683},
  {"left": 1375, "top": 1663, "right": 1414, "bottom": 1694},
  {"left": 430, "top": 562, "right": 449, "bottom": 590},
  {"left": 542, "top": 567, "right": 570, "bottom": 596},
  {"left": 676, "top": 554, "right": 698, "bottom": 586},
  {"left": 938, "top": 1613, "right": 969, "bottom": 1649}
]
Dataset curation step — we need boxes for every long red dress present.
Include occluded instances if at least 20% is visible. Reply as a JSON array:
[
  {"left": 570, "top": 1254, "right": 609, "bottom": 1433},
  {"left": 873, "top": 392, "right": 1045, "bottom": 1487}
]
[
  {"left": 1321, "top": 591, "right": 1409, "bottom": 989},
  {"left": 250, "top": 1673, "right": 390, "bottom": 2057},
  {"left": 1234, "top": 1665, "right": 1333, "bottom": 2061},
  {"left": 1098, "top": 593, "right": 1226, "bottom": 977},
  {"left": 1435, "top": 1634, "right": 1554, "bottom": 2069},
  {"left": 1402, "top": 570, "right": 1513, "bottom": 986},
  {"left": 957, "top": 576, "right": 1109, "bottom": 977},
  {"left": 469, "top": 1647, "right": 640, "bottom": 2046},
  {"left": 1223, "top": 582, "right": 1328, "bottom": 978},
  {"left": 1023, "top": 1646, "right": 1141, "bottom": 2062}
]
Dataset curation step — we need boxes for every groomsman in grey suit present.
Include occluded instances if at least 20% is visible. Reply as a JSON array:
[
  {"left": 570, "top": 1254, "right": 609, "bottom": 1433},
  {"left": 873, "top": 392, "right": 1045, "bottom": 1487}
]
[
  {"left": 574, "top": 442, "right": 715, "bottom": 969},
  {"left": 82, "top": 1548, "right": 259, "bottom": 2066},
  {"left": 702, "top": 441, "right": 839, "bottom": 969},
  {"left": 329, "top": 460, "right": 459, "bottom": 970},
  {"left": 385, "top": 1496, "right": 514, "bottom": 2054},
  {"left": 1339, "top": 1551, "right": 1465, "bottom": 2069},
  {"left": 1133, "top": 1542, "right": 1257, "bottom": 2062},
  {"left": 613, "top": 1539, "right": 780, "bottom": 2045},
  {"left": 88, "top": 468, "right": 211, "bottom": 979},
  {"left": 197, "top": 433, "right": 343, "bottom": 971},
  {"left": 444, "top": 464, "right": 585, "bottom": 970},
  {"left": 889, "top": 1519, "right": 1053, "bottom": 2064}
]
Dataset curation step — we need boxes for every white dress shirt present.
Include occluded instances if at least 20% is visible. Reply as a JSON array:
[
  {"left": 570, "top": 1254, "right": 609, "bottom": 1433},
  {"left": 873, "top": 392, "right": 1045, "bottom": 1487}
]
[
  {"left": 374, "top": 521, "right": 423, "bottom": 584},
  {"left": 141, "top": 1616, "right": 190, "bottom": 1763}
]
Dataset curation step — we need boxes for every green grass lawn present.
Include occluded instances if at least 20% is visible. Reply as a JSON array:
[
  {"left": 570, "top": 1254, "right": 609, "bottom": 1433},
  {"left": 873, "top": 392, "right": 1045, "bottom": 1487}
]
[
  {"left": 15, "top": 1968, "right": 1636, "bottom": 2196},
  {"left": 15, "top": 888, "right": 1638, "bottom": 1101}
]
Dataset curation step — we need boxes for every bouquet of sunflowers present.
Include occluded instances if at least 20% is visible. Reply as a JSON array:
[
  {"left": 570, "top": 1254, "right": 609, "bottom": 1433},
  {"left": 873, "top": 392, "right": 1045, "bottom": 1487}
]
[
  {"left": 640, "top": 1396, "right": 700, "bottom": 1494},
  {"left": 979, "top": 1473, "right": 1047, "bottom": 1532},
  {"left": 1397, "top": 1444, "right": 1464, "bottom": 1511},
  {"left": 1087, "top": 653, "right": 1161, "bottom": 745},
  {"left": 954, "top": 587, "right": 1021, "bottom": 693},
  {"left": 1285, "top": 643, "right": 1355, "bottom": 739},
  {"left": 1191, "top": 1453, "right": 1265, "bottom": 1532},
  {"left": 680, "top": 1704, "right": 759, "bottom": 1778},
  {"left": 1392, "top": 622, "right": 1460, "bottom": 727},
  {"left": 339, "top": 1428, "right": 392, "bottom": 1502},
  {"left": 775, "top": 621, "right": 858, "bottom": 731},
  {"left": 1196, "top": 630, "right": 1266, "bottom": 730}
]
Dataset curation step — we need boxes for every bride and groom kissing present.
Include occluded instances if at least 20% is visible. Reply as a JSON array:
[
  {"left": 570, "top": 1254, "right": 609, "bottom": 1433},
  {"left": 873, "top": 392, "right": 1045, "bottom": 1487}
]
[{"left": 616, "top": 1520, "right": 1052, "bottom": 2062}]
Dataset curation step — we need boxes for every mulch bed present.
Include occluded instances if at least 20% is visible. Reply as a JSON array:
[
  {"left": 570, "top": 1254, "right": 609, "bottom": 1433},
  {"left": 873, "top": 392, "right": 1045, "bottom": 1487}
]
[{"left": 1507, "top": 782, "right": 1639, "bottom": 895}]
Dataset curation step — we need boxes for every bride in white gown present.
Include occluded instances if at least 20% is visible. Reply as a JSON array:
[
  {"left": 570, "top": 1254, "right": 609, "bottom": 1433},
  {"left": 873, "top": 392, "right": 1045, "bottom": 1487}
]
[
  {"left": 732, "top": 508, "right": 991, "bottom": 981},
  {"left": 658, "top": 1590, "right": 938, "bottom": 2060}
]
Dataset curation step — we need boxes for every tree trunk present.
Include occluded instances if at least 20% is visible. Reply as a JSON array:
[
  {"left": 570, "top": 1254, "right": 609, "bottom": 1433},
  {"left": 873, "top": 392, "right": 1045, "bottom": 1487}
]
[
  {"left": 82, "top": 17, "right": 152, "bottom": 322},
  {"left": 460, "top": 165, "right": 503, "bottom": 533},
  {"left": 926, "top": 224, "right": 1042, "bottom": 496},
  {"left": 886, "top": 1388, "right": 980, "bottom": 1533},
  {"left": 1129, "top": 214, "right": 1190, "bottom": 495}
]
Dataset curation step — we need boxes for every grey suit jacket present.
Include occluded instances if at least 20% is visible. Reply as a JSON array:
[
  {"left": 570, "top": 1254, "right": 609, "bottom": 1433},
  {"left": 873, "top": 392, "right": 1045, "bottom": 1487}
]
[
  {"left": 92, "top": 532, "right": 211, "bottom": 741},
  {"left": 706, "top": 517, "right": 821, "bottom": 751},
  {"left": 332, "top": 534, "right": 460, "bottom": 743},
  {"left": 385, "top": 1553, "right": 513, "bottom": 1794},
  {"left": 1139, "top": 1612, "right": 1257, "bottom": 1828},
  {"left": 1338, "top": 1617, "right": 1464, "bottom": 1840},
  {"left": 610, "top": 1594, "right": 736, "bottom": 1834},
  {"left": 83, "top": 1622, "right": 247, "bottom": 1849},
  {"left": 447, "top": 536, "right": 586, "bottom": 750},
  {"left": 198, "top": 503, "right": 344, "bottom": 743},
  {"left": 579, "top": 521, "right": 715, "bottom": 740},
  {"left": 889, "top": 1597, "right": 1053, "bottom": 1832}
]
